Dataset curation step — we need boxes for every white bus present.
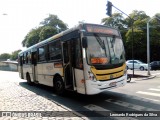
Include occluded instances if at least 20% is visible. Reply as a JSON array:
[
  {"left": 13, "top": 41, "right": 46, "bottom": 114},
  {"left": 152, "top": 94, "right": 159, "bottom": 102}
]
[{"left": 18, "top": 23, "right": 127, "bottom": 95}]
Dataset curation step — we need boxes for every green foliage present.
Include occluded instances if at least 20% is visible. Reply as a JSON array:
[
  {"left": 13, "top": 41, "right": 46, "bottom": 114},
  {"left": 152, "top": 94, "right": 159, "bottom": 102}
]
[
  {"left": 22, "top": 14, "right": 68, "bottom": 48},
  {"left": 10, "top": 50, "right": 22, "bottom": 60},
  {"left": 22, "top": 27, "right": 42, "bottom": 47},
  {"left": 40, "top": 14, "right": 68, "bottom": 32},
  {"left": 102, "top": 10, "right": 160, "bottom": 62},
  {"left": 0, "top": 50, "right": 22, "bottom": 61},
  {"left": 39, "top": 26, "right": 57, "bottom": 41},
  {"left": 0, "top": 53, "right": 11, "bottom": 61},
  {"left": 101, "top": 13, "right": 125, "bottom": 30}
]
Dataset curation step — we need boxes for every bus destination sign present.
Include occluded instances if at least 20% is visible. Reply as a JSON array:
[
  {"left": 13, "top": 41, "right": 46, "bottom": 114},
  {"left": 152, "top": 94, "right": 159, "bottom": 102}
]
[{"left": 86, "top": 25, "right": 119, "bottom": 36}]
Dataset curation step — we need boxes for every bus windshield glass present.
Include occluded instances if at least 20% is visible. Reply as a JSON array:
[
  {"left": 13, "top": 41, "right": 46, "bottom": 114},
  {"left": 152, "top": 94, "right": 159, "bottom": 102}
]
[{"left": 86, "top": 34, "right": 125, "bottom": 65}]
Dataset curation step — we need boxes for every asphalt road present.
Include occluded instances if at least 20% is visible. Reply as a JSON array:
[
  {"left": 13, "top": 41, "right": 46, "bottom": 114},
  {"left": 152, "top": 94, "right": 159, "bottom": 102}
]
[{"left": 0, "top": 70, "right": 160, "bottom": 120}]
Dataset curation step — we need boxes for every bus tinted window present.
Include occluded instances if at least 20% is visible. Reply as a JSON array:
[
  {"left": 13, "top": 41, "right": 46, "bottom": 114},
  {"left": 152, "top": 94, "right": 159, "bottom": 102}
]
[
  {"left": 38, "top": 47, "right": 45, "bottom": 62},
  {"left": 49, "top": 41, "right": 61, "bottom": 60},
  {"left": 74, "top": 39, "right": 83, "bottom": 69},
  {"left": 23, "top": 54, "right": 26, "bottom": 64}
]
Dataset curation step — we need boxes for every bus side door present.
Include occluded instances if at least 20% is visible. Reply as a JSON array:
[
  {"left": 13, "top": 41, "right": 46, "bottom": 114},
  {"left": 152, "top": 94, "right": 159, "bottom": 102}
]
[
  {"left": 62, "top": 38, "right": 85, "bottom": 94},
  {"left": 31, "top": 51, "right": 38, "bottom": 82},
  {"left": 62, "top": 41, "right": 73, "bottom": 90}
]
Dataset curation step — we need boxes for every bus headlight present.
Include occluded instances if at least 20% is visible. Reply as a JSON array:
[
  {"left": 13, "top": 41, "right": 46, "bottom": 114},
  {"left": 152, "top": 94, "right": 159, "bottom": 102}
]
[{"left": 88, "top": 71, "right": 96, "bottom": 82}]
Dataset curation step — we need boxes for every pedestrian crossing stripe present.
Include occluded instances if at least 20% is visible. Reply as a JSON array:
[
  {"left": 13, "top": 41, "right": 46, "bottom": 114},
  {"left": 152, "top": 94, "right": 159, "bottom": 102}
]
[
  {"left": 84, "top": 104, "right": 138, "bottom": 120},
  {"left": 148, "top": 88, "right": 160, "bottom": 92},
  {"left": 105, "top": 99, "right": 156, "bottom": 111},
  {"left": 140, "top": 97, "right": 160, "bottom": 102},
  {"left": 84, "top": 104, "right": 109, "bottom": 111},
  {"left": 136, "top": 91, "right": 160, "bottom": 97}
]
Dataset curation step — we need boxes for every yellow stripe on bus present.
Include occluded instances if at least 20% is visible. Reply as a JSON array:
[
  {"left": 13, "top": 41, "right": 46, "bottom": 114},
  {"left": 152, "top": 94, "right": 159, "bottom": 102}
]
[{"left": 90, "top": 63, "right": 126, "bottom": 80}]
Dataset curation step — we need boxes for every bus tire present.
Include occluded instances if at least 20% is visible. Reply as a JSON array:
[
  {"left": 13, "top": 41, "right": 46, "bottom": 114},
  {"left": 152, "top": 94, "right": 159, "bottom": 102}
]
[
  {"left": 26, "top": 73, "right": 33, "bottom": 85},
  {"left": 54, "top": 76, "right": 65, "bottom": 95}
]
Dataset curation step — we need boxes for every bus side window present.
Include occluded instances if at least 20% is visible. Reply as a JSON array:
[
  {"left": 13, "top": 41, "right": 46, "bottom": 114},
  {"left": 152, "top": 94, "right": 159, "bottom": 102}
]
[
  {"left": 27, "top": 52, "right": 31, "bottom": 64},
  {"left": 45, "top": 45, "right": 49, "bottom": 61},
  {"left": 63, "top": 42, "right": 69, "bottom": 64},
  {"left": 38, "top": 46, "right": 45, "bottom": 62},
  {"left": 49, "top": 41, "right": 62, "bottom": 61},
  {"left": 74, "top": 39, "right": 83, "bottom": 69},
  {"left": 31, "top": 52, "right": 37, "bottom": 65},
  {"left": 20, "top": 56, "right": 23, "bottom": 66},
  {"left": 23, "top": 54, "right": 26, "bottom": 64},
  {"left": 26, "top": 52, "right": 28, "bottom": 64}
]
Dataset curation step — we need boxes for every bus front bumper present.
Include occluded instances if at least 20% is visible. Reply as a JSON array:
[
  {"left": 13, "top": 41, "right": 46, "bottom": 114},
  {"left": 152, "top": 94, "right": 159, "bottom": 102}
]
[{"left": 85, "top": 75, "right": 127, "bottom": 95}]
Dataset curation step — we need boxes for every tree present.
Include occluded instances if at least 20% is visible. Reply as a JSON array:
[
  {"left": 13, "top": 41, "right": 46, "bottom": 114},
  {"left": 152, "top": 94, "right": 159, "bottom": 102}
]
[
  {"left": 40, "top": 14, "right": 68, "bottom": 32},
  {"left": 121, "top": 10, "right": 150, "bottom": 61},
  {"left": 149, "top": 13, "right": 160, "bottom": 61},
  {"left": 101, "top": 13, "right": 125, "bottom": 30},
  {"left": 22, "top": 14, "right": 68, "bottom": 48},
  {"left": 0, "top": 53, "right": 11, "bottom": 61},
  {"left": 10, "top": 50, "right": 22, "bottom": 60},
  {"left": 101, "top": 10, "right": 160, "bottom": 62},
  {"left": 39, "top": 26, "right": 57, "bottom": 41},
  {"left": 22, "top": 27, "right": 42, "bottom": 47}
]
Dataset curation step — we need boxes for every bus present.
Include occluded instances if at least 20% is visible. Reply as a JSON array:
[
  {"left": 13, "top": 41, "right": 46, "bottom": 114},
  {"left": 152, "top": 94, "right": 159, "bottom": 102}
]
[{"left": 18, "top": 23, "right": 127, "bottom": 95}]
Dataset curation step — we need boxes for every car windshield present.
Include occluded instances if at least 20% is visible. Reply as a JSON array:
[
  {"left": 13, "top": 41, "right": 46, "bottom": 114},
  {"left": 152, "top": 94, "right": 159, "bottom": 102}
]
[
  {"left": 86, "top": 34, "right": 125, "bottom": 65},
  {"left": 137, "top": 60, "right": 144, "bottom": 64}
]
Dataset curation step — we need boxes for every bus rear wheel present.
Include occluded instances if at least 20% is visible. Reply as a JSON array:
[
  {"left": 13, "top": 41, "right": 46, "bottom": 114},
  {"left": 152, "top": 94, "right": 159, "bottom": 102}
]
[
  {"left": 54, "top": 76, "right": 64, "bottom": 95},
  {"left": 26, "top": 73, "right": 33, "bottom": 85}
]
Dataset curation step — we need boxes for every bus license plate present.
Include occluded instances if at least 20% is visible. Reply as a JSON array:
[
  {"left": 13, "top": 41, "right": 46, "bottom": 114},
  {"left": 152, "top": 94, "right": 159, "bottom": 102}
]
[{"left": 109, "top": 82, "right": 117, "bottom": 87}]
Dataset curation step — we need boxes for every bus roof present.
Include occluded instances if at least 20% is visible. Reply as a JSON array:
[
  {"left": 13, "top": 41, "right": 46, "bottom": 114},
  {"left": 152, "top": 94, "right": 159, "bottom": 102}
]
[{"left": 19, "top": 23, "right": 119, "bottom": 55}]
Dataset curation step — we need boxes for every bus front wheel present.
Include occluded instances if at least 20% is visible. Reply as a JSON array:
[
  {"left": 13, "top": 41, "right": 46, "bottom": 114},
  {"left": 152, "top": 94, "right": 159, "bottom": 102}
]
[{"left": 54, "top": 76, "right": 64, "bottom": 95}]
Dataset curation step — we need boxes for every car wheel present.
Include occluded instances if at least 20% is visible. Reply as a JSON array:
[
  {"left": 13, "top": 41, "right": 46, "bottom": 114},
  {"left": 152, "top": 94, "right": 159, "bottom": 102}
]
[
  {"left": 140, "top": 66, "right": 144, "bottom": 71},
  {"left": 127, "top": 74, "right": 131, "bottom": 83}
]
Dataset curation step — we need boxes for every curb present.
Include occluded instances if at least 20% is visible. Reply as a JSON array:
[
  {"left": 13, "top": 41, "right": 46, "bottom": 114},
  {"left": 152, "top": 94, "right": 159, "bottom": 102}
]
[
  {"left": 133, "top": 75, "right": 156, "bottom": 81},
  {"left": 141, "top": 75, "right": 156, "bottom": 80}
]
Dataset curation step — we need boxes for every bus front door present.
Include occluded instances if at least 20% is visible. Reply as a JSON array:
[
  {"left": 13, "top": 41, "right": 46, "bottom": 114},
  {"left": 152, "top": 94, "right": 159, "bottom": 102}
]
[
  {"left": 19, "top": 55, "right": 24, "bottom": 79},
  {"left": 62, "top": 41, "right": 74, "bottom": 90},
  {"left": 31, "top": 52, "right": 38, "bottom": 83}
]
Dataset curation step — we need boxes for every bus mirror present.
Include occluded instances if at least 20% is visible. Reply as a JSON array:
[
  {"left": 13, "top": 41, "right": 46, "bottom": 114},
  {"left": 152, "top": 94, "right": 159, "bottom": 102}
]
[{"left": 82, "top": 37, "right": 88, "bottom": 48}]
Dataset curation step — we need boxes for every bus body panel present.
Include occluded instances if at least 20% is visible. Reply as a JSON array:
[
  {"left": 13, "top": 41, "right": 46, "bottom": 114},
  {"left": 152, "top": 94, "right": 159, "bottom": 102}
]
[
  {"left": 74, "top": 68, "right": 85, "bottom": 94},
  {"left": 23, "top": 64, "right": 32, "bottom": 80},
  {"left": 36, "top": 62, "right": 63, "bottom": 86}
]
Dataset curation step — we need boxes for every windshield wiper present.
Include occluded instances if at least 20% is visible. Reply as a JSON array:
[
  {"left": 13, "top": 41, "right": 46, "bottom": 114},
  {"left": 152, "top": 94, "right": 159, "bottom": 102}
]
[
  {"left": 93, "top": 33, "right": 105, "bottom": 49},
  {"left": 93, "top": 34, "right": 108, "bottom": 58}
]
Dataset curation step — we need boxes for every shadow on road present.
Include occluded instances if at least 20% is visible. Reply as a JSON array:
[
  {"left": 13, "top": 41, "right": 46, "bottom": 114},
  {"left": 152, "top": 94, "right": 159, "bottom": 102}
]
[{"left": 19, "top": 81, "right": 160, "bottom": 113}]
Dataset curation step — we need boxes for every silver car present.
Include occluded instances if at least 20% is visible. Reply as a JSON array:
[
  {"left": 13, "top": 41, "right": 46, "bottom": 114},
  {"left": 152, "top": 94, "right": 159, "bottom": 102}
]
[{"left": 126, "top": 60, "right": 148, "bottom": 71}]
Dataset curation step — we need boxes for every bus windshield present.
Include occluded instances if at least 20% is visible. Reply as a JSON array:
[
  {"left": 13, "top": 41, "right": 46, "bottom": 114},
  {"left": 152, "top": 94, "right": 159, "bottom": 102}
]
[{"left": 86, "top": 34, "right": 125, "bottom": 65}]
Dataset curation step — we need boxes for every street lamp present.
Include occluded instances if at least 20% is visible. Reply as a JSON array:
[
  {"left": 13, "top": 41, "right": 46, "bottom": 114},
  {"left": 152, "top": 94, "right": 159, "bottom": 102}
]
[{"left": 147, "top": 16, "right": 160, "bottom": 75}]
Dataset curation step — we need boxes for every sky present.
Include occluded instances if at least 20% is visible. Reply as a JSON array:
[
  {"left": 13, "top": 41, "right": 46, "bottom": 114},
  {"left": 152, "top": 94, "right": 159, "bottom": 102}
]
[{"left": 0, "top": 0, "right": 159, "bottom": 54}]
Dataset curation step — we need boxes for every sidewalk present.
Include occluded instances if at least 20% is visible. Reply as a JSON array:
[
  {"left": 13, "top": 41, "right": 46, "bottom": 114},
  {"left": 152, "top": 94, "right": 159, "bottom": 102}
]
[
  {"left": 127, "top": 70, "right": 158, "bottom": 81},
  {"left": 0, "top": 71, "right": 86, "bottom": 120}
]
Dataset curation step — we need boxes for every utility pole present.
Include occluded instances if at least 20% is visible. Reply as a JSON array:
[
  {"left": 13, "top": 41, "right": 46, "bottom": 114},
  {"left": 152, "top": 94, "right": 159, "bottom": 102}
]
[{"left": 147, "top": 16, "right": 160, "bottom": 75}]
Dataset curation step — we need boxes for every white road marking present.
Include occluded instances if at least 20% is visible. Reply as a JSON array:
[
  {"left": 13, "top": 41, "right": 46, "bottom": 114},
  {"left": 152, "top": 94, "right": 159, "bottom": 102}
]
[
  {"left": 105, "top": 99, "right": 156, "bottom": 111},
  {"left": 140, "top": 97, "right": 160, "bottom": 102},
  {"left": 84, "top": 104, "right": 138, "bottom": 120},
  {"left": 148, "top": 88, "right": 160, "bottom": 92},
  {"left": 84, "top": 104, "right": 109, "bottom": 111},
  {"left": 136, "top": 91, "right": 160, "bottom": 97}
]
